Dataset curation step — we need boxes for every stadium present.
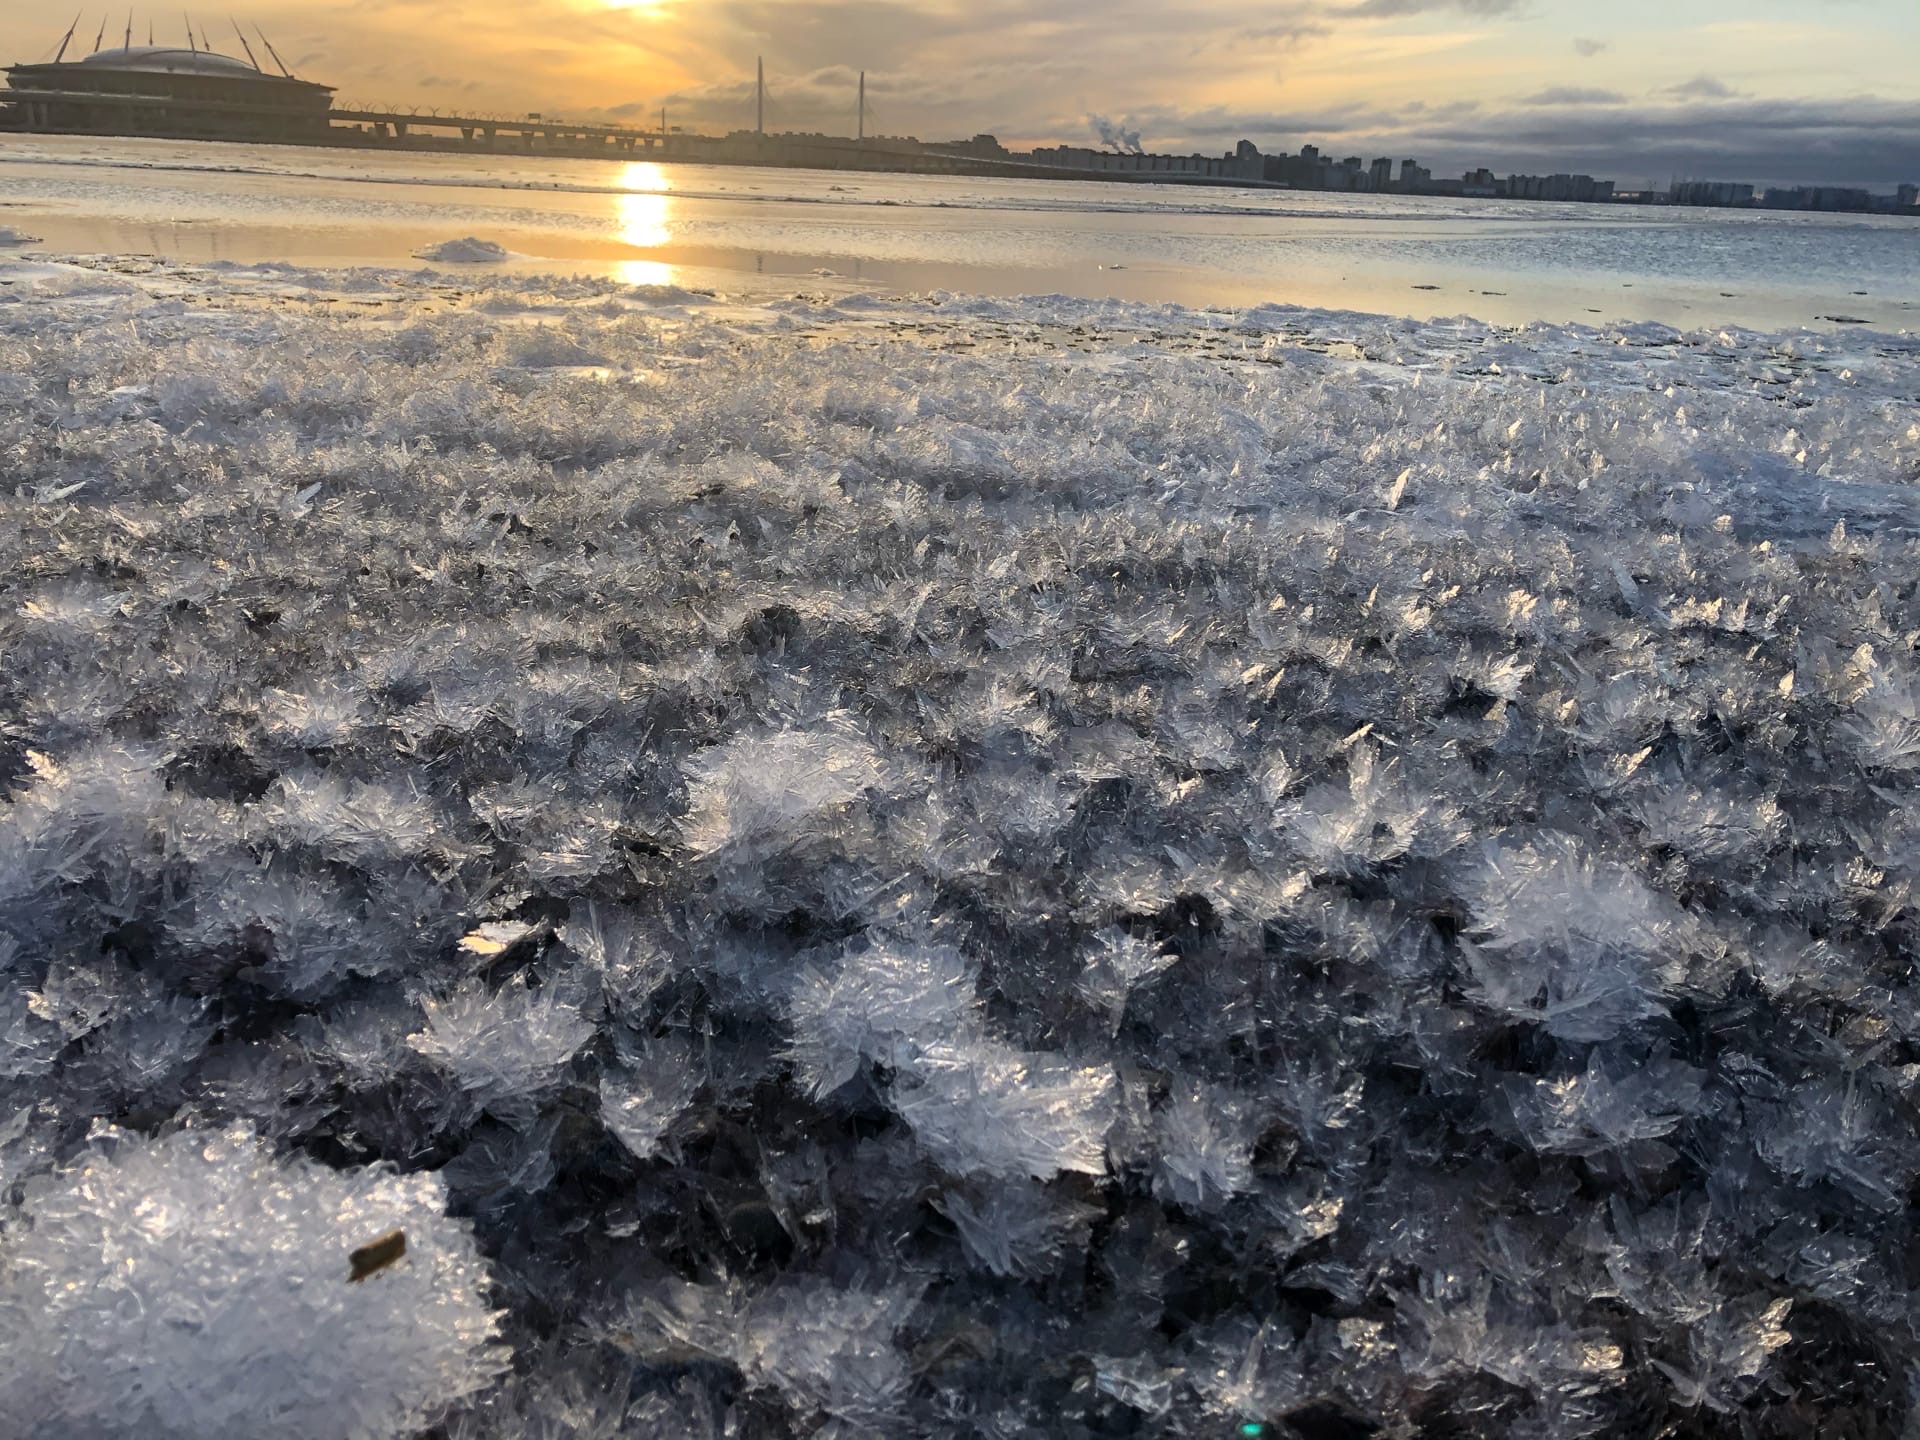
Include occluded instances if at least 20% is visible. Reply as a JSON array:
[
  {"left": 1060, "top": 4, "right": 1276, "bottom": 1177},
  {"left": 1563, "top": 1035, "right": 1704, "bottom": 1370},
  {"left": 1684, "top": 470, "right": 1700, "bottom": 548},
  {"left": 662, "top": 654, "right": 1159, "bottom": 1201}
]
[{"left": 3, "top": 35, "right": 332, "bottom": 141}]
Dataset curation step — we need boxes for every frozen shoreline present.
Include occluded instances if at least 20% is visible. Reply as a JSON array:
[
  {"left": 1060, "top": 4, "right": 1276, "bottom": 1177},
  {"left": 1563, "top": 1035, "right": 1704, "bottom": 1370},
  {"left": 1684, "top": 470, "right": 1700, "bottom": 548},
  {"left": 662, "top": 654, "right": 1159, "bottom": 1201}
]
[
  {"left": 7, "top": 249, "right": 1917, "bottom": 385},
  {"left": 10, "top": 136, "right": 1918, "bottom": 329},
  {"left": 4, "top": 256, "right": 1920, "bottom": 1437}
]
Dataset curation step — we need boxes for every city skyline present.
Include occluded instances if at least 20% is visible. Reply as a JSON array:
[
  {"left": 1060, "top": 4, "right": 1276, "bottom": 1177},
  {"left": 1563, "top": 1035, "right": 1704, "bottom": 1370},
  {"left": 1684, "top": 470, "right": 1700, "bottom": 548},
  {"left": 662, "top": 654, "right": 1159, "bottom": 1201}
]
[{"left": 4, "top": 0, "right": 1918, "bottom": 185}]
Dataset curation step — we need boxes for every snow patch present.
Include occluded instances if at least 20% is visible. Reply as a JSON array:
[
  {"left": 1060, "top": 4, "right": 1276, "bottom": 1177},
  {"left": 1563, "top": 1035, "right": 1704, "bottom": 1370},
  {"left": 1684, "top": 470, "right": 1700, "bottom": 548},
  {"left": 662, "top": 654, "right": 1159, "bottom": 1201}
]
[
  {"left": 0, "top": 1126, "right": 504, "bottom": 1439},
  {"left": 413, "top": 236, "right": 512, "bottom": 264}
]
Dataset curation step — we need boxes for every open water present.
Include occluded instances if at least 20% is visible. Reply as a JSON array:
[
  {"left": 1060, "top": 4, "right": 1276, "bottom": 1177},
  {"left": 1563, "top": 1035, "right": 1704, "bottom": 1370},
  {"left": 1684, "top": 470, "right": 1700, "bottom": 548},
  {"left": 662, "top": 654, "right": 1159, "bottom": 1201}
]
[{"left": 3, "top": 132, "right": 1916, "bottom": 329}]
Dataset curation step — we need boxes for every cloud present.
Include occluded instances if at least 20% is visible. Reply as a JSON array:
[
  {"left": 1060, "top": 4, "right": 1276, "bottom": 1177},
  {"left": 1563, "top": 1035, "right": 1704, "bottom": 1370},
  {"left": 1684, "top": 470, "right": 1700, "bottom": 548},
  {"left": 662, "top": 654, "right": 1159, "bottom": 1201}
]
[
  {"left": 1239, "top": 12, "right": 1334, "bottom": 45},
  {"left": 656, "top": 54, "right": 1095, "bottom": 141},
  {"left": 1058, "top": 89, "right": 1918, "bottom": 187},
  {"left": 1522, "top": 87, "right": 1626, "bottom": 106},
  {"left": 701, "top": 0, "right": 981, "bottom": 72},
  {"left": 619, "top": 0, "right": 1340, "bottom": 142},
  {"left": 1381, "top": 93, "right": 1920, "bottom": 186},
  {"left": 86, "top": 0, "right": 1919, "bottom": 184},
  {"left": 1342, "top": 0, "right": 1525, "bottom": 14},
  {"left": 1663, "top": 74, "right": 1745, "bottom": 101}
]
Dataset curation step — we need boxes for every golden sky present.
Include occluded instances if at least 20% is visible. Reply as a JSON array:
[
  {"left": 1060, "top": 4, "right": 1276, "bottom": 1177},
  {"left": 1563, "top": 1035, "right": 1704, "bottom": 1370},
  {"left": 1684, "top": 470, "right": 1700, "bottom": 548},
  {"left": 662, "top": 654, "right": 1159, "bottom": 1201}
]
[{"left": 8, "top": 0, "right": 1920, "bottom": 182}]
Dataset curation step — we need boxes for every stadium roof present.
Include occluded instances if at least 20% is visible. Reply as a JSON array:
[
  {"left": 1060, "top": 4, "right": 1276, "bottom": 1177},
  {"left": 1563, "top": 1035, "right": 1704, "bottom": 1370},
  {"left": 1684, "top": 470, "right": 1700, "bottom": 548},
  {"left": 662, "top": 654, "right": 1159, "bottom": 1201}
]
[{"left": 76, "top": 45, "right": 266, "bottom": 79}]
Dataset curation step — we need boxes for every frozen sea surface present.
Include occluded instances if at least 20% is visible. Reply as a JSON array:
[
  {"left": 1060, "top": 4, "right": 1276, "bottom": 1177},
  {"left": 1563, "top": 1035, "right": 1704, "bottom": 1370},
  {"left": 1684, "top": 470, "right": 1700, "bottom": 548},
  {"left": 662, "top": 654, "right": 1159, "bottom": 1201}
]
[
  {"left": 5, "top": 135, "right": 1918, "bottom": 330},
  {"left": 2, "top": 255, "right": 1920, "bottom": 1437}
]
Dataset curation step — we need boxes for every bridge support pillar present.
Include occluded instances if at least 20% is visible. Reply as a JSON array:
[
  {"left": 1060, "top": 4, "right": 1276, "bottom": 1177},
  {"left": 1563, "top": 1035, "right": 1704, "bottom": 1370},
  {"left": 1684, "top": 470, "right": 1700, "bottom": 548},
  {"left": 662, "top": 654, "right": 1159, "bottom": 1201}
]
[{"left": 393, "top": 121, "right": 407, "bottom": 138}]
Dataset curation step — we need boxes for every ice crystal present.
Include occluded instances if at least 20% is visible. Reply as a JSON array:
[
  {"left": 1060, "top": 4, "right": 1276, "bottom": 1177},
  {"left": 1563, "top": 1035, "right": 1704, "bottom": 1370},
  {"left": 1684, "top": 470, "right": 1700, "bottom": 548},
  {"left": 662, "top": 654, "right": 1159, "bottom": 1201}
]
[
  {"left": 893, "top": 1041, "right": 1116, "bottom": 1179},
  {"left": 934, "top": 1178, "right": 1100, "bottom": 1277},
  {"left": 0, "top": 1125, "right": 504, "bottom": 1439},
  {"left": 3, "top": 259, "right": 1918, "bottom": 1434},
  {"left": 1076, "top": 925, "right": 1177, "bottom": 1030},
  {"left": 621, "top": 1277, "right": 919, "bottom": 1426},
  {"left": 785, "top": 938, "right": 979, "bottom": 1097},
  {"left": 598, "top": 1034, "right": 700, "bottom": 1161},
  {"left": 682, "top": 721, "right": 890, "bottom": 861},
  {"left": 408, "top": 976, "right": 595, "bottom": 1115},
  {"left": 1153, "top": 1079, "right": 1256, "bottom": 1209}
]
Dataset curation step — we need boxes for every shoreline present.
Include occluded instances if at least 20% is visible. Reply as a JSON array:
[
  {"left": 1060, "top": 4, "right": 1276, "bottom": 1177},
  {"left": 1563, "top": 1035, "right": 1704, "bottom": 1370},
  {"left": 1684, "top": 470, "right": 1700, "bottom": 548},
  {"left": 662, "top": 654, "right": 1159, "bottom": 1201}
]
[
  {"left": 6, "top": 137, "right": 1918, "bottom": 334},
  {"left": 6, "top": 119, "right": 1916, "bottom": 218}
]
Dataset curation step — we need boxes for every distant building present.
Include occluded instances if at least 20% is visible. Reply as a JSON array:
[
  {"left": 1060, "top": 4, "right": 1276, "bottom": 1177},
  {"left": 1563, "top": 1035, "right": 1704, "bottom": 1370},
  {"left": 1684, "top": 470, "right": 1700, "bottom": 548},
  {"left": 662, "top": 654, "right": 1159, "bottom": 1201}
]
[
  {"left": 1669, "top": 180, "right": 1754, "bottom": 208},
  {"left": 1762, "top": 185, "right": 1875, "bottom": 212},
  {"left": 1025, "top": 141, "right": 1258, "bottom": 181},
  {"left": 1262, "top": 145, "right": 1331, "bottom": 190},
  {"left": 1461, "top": 167, "right": 1498, "bottom": 196},
  {"left": 1508, "top": 173, "right": 1610, "bottom": 203},
  {"left": 1895, "top": 183, "right": 1917, "bottom": 211},
  {"left": 1370, "top": 157, "right": 1393, "bottom": 191},
  {"left": 1399, "top": 159, "right": 1431, "bottom": 192},
  {"left": 937, "top": 133, "right": 1009, "bottom": 161},
  {"left": 4, "top": 43, "right": 333, "bottom": 141},
  {"left": 1330, "top": 155, "right": 1365, "bottom": 190}
]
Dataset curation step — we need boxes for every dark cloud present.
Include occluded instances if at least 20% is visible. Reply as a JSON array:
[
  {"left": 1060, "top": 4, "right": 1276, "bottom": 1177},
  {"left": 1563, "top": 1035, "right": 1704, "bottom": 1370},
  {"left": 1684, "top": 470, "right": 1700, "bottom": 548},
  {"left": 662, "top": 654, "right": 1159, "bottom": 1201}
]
[
  {"left": 1049, "top": 90, "right": 1917, "bottom": 187},
  {"left": 1521, "top": 87, "right": 1626, "bottom": 106},
  {"left": 1379, "top": 94, "right": 1920, "bottom": 186},
  {"left": 1572, "top": 36, "right": 1608, "bottom": 57}
]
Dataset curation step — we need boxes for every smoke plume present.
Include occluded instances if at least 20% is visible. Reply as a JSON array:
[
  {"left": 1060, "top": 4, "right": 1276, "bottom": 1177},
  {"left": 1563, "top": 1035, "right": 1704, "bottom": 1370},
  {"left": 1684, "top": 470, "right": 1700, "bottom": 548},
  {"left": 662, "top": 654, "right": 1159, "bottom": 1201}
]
[{"left": 1086, "top": 113, "right": 1144, "bottom": 154}]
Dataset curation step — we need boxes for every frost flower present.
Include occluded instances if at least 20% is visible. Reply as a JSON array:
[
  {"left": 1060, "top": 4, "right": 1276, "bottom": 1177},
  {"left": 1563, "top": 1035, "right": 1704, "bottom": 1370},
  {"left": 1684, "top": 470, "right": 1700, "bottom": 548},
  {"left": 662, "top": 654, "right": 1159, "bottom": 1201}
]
[
  {"left": 408, "top": 975, "right": 594, "bottom": 1112},
  {"left": 0, "top": 1125, "right": 505, "bottom": 1440}
]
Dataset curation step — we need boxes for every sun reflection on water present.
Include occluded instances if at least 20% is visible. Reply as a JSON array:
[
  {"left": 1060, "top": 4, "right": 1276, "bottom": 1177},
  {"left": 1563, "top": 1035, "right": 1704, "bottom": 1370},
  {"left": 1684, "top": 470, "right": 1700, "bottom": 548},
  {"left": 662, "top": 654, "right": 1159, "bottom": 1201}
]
[
  {"left": 613, "top": 257, "right": 677, "bottom": 286},
  {"left": 612, "top": 162, "right": 675, "bottom": 285}
]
